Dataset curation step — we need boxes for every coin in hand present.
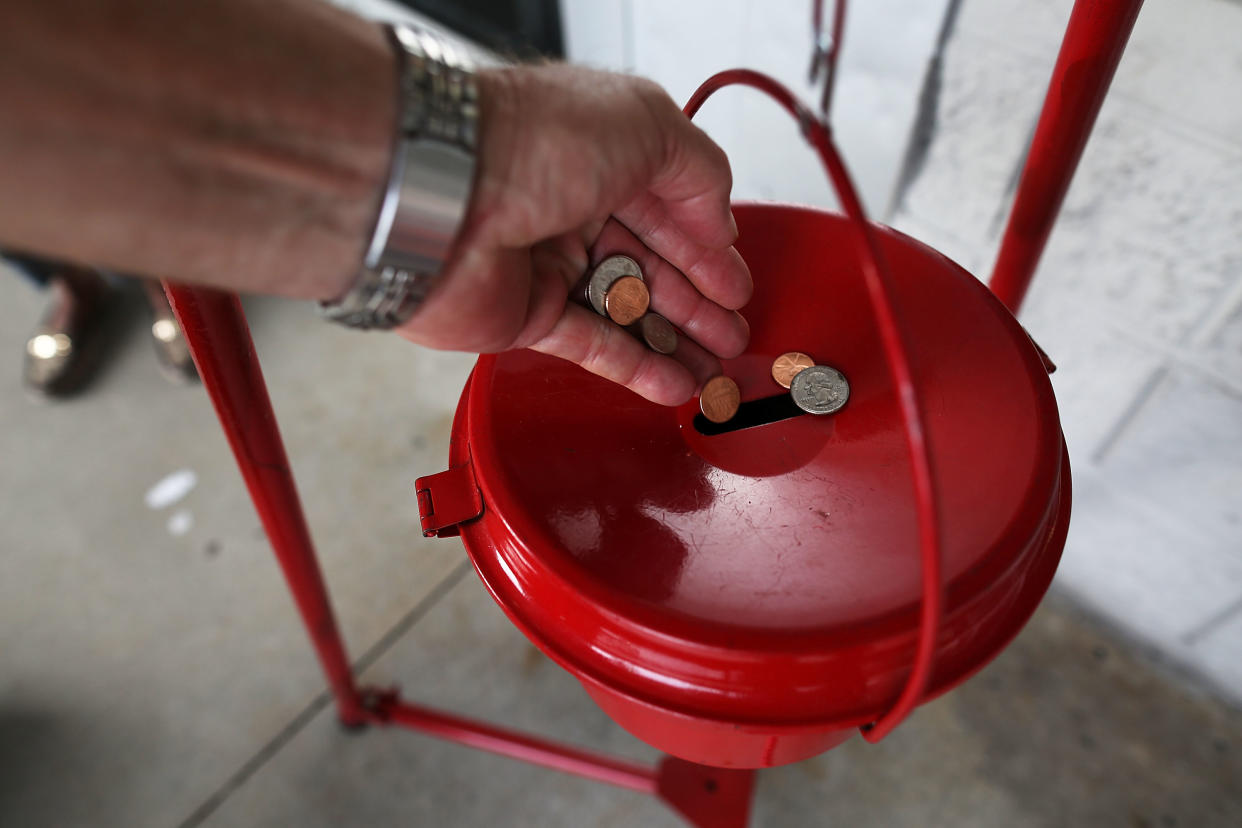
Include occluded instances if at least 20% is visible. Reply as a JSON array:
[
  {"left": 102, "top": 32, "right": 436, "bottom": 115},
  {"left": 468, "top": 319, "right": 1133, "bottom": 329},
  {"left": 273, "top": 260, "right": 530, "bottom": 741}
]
[
  {"left": 790, "top": 365, "right": 849, "bottom": 415},
  {"left": 633, "top": 313, "right": 678, "bottom": 354},
  {"left": 604, "top": 276, "right": 650, "bottom": 326},
  {"left": 586, "top": 254, "right": 643, "bottom": 315}
]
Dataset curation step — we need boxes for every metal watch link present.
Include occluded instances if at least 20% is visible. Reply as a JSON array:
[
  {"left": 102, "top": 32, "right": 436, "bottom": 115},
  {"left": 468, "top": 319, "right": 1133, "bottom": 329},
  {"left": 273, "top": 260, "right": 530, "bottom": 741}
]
[{"left": 320, "top": 23, "right": 479, "bottom": 330}]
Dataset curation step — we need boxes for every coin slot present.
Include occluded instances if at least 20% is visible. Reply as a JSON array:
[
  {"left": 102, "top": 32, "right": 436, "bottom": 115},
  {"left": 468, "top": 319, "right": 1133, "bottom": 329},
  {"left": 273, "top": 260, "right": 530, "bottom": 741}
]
[{"left": 693, "top": 392, "right": 807, "bottom": 436}]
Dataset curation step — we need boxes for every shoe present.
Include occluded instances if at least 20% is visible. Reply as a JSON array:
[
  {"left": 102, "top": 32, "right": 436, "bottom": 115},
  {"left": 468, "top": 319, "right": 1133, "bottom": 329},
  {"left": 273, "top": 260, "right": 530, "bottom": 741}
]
[
  {"left": 23, "top": 269, "right": 113, "bottom": 397},
  {"left": 143, "top": 280, "right": 198, "bottom": 383}
]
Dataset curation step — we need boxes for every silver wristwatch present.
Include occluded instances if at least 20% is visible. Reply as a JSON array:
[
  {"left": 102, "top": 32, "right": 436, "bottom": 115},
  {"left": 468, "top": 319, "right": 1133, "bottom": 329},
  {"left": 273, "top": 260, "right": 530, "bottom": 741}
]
[{"left": 321, "top": 23, "right": 479, "bottom": 330}]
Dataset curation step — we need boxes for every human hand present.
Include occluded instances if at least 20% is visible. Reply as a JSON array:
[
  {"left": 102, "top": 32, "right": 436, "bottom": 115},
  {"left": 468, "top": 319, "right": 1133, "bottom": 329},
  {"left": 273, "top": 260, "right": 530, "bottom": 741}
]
[{"left": 395, "top": 64, "right": 752, "bottom": 406}]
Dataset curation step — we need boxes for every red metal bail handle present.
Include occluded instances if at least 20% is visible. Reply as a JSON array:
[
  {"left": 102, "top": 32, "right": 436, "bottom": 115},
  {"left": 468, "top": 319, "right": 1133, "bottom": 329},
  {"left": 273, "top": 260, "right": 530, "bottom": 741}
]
[{"left": 683, "top": 70, "right": 943, "bottom": 743}]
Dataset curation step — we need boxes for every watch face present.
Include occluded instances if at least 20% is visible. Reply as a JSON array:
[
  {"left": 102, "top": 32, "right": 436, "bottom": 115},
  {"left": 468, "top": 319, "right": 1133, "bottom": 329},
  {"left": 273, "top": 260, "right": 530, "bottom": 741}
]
[{"left": 395, "top": 0, "right": 564, "bottom": 59}]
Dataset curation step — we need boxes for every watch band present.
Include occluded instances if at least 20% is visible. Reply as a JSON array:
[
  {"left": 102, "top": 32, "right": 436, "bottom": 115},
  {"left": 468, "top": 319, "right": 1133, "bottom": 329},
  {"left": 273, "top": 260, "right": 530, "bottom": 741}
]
[{"left": 321, "top": 22, "right": 479, "bottom": 330}]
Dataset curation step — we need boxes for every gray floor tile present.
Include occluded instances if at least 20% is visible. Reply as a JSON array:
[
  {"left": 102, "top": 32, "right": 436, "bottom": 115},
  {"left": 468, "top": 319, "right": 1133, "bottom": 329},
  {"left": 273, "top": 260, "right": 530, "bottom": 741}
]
[
  {"left": 889, "top": 212, "right": 991, "bottom": 277},
  {"left": 1022, "top": 99, "right": 1242, "bottom": 346},
  {"left": 1020, "top": 304, "right": 1166, "bottom": 462},
  {"left": 898, "top": 30, "right": 1055, "bottom": 255},
  {"left": 956, "top": 0, "right": 1075, "bottom": 60},
  {"left": 1096, "top": 368, "right": 1242, "bottom": 548},
  {"left": 200, "top": 572, "right": 675, "bottom": 828},
  {"left": 1196, "top": 275, "right": 1242, "bottom": 383},
  {"left": 1054, "top": 466, "right": 1242, "bottom": 649},
  {"left": 1109, "top": 0, "right": 1242, "bottom": 152}
]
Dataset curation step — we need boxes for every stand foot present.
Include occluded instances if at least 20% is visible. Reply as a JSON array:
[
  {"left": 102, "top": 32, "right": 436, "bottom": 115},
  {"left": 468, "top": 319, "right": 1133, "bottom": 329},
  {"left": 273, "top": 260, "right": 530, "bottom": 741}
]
[{"left": 657, "top": 756, "right": 756, "bottom": 828}]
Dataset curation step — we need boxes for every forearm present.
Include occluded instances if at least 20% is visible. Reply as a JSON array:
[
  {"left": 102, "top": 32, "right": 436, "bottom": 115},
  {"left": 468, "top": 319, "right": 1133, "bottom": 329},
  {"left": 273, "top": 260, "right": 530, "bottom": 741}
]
[{"left": 0, "top": 0, "right": 395, "bottom": 300}]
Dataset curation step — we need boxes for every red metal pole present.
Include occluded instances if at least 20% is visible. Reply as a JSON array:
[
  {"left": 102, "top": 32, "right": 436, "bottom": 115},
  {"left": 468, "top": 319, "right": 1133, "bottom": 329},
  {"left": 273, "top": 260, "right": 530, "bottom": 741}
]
[
  {"left": 163, "top": 284, "right": 367, "bottom": 725},
  {"left": 380, "top": 700, "right": 659, "bottom": 793},
  {"left": 989, "top": 0, "right": 1143, "bottom": 313}
]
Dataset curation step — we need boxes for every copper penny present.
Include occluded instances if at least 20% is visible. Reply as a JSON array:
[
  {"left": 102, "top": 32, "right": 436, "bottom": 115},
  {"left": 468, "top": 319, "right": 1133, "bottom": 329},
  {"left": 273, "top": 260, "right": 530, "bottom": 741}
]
[
  {"left": 699, "top": 375, "right": 740, "bottom": 424},
  {"left": 604, "top": 276, "right": 650, "bottom": 326},
  {"left": 586, "top": 254, "right": 642, "bottom": 315},
  {"left": 771, "top": 351, "right": 816, "bottom": 388},
  {"left": 634, "top": 313, "right": 678, "bottom": 354}
]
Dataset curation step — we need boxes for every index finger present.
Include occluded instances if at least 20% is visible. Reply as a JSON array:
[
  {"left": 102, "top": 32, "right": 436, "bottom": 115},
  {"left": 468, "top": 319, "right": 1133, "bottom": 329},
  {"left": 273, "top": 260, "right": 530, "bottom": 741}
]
[{"left": 638, "top": 90, "right": 740, "bottom": 251}]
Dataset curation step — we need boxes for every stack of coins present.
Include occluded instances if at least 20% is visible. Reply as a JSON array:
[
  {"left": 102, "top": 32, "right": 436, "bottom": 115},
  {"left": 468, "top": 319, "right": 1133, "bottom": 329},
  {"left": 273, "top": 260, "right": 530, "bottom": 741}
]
[
  {"left": 585, "top": 255, "right": 744, "bottom": 424},
  {"left": 771, "top": 351, "right": 849, "bottom": 415},
  {"left": 585, "top": 254, "right": 679, "bottom": 354}
]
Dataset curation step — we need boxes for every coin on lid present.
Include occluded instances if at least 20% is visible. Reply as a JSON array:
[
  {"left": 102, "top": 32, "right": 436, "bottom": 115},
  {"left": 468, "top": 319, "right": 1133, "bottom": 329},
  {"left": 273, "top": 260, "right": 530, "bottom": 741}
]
[
  {"left": 771, "top": 351, "right": 815, "bottom": 388},
  {"left": 604, "top": 276, "right": 650, "bottom": 326},
  {"left": 790, "top": 365, "right": 849, "bottom": 415},
  {"left": 699, "top": 375, "right": 741, "bottom": 423}
]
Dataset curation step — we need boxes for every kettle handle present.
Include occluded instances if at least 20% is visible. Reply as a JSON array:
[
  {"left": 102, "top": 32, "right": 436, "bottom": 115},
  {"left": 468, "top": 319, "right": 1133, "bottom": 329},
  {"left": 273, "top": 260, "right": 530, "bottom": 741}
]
[{"left": 684, "top": 71, "right": 943, "bottom": 743}]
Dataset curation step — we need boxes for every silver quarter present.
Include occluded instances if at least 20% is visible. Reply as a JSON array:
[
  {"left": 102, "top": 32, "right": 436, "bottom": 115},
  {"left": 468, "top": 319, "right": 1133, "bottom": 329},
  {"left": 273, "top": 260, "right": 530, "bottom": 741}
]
[
  {"left": 790, "top": 365, "right": 850, "bottom": 415},
  {"left": 587, "top": 255, "right": 643, "bottom": 315}
]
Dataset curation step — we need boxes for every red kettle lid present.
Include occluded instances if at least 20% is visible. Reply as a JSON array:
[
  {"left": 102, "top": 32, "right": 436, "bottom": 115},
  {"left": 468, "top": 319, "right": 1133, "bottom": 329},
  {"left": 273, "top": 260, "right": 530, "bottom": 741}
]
[{"left": 424, "top": 202, "right": 1069, "bottom": 729}]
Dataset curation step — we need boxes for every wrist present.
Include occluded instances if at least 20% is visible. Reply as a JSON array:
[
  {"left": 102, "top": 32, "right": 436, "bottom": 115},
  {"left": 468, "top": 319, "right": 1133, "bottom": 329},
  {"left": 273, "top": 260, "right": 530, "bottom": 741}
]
[
  {"left": 460, "top": 69, "right": 523, "bottom": 243},
  {"left": 322, "top": 22, "right": 479, "bottom": 330}
]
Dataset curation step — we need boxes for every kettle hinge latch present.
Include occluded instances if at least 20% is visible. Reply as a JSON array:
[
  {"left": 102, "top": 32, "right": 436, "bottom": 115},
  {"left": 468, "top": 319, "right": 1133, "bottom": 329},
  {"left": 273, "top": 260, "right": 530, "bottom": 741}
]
[{"left": 415, "top": 460, "right": 483, "bottom": 538}]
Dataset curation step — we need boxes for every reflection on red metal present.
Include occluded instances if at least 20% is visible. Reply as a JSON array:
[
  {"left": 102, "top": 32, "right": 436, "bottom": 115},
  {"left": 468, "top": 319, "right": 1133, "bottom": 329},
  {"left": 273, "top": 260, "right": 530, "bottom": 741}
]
[
  {"left": 163, "top": 283, "right": 748, "bottom": 825},
  {"left": 990, "top": 0, "right": 1144, "bottom": 313}
]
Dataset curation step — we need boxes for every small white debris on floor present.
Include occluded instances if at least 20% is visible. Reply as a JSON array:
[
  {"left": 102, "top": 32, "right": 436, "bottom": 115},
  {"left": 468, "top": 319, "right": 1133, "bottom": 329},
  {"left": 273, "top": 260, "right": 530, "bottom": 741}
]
[
  {"left": 144, "top": 468, "right": 197, "bottom": 510},
  {"left": 166, "top": 509, "right": 194, "bottom": 536}
]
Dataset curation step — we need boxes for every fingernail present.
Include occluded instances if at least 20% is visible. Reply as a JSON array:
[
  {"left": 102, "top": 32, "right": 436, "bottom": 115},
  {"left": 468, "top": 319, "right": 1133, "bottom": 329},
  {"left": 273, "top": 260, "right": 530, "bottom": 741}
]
[{"left": 726, "top": 210, "right": 739, "bottom": 241}]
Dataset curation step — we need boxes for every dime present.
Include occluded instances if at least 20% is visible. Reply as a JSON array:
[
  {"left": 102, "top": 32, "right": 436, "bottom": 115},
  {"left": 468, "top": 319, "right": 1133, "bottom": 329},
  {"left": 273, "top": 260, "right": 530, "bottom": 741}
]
[
  {"left": 604, "top": 276, "right": 650, "bottom": 326},
  {"left": 586, "top": 254, "right": 643, "bottom": 315},
  {"left": 699, "top": 375, "right": 741, "bottom": 423},
  {"left": 771, "top": 351, "right": 815, "bottom": 388},
  {"left": 634, "top": 313, "right": 678, "bottom": 354},
  {"left": 790, "top": 365, "right": 850, "bottom": 415}
]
